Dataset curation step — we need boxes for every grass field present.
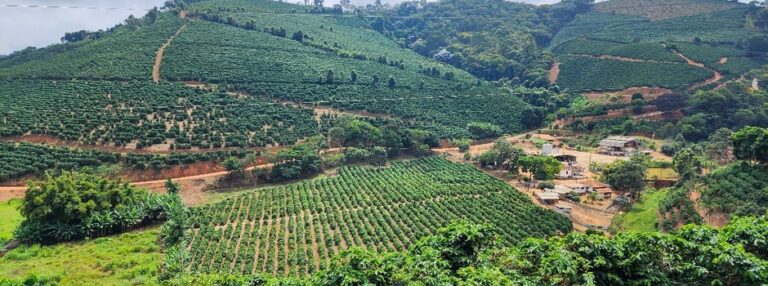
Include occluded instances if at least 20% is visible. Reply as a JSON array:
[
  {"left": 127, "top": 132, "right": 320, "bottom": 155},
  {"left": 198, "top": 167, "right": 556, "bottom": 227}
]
[
  {"left": 610, "top": 189, "right": 667, "bottom": 233},
  {"left": 0, "top": 228, "right": 162, "bottom": 286},
  {"left": 0, "top": 199, "right": 22, "bottom": 243}
]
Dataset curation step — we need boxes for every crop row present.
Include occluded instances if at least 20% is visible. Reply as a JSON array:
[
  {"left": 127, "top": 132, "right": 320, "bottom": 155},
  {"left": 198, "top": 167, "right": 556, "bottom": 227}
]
[
  {"left": 672, "top": 42, "right": 767, "bottom": 78},
  {"left": 184, "top": 157, "right": 572, "bottom": 275},
  {"left": 0, "top": 80, "right": 319, "bottom": 149},
  {"left": 0, "top": 142, "right": 255, "bottom": 183},
  {"left": 553, "top": 38, "right": 683, "bottom": 63},
  {"left": 556, "top": 55, "right": 712, "bottom": 91}
]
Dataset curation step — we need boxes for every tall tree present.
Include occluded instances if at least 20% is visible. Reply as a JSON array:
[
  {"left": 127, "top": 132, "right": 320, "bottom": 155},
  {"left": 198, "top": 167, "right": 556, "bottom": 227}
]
[{"left": 731, "top": 126, "right": 768, "bottom": 165}]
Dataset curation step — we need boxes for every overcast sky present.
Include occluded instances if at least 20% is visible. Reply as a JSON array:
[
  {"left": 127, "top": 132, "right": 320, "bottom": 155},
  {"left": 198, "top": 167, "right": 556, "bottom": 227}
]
[{"left": 0, "top": 0, "right": 752, "bottom": 55}]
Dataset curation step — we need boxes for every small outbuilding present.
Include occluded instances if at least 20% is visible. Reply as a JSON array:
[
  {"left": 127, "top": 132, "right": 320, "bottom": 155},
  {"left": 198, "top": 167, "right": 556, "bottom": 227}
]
[{"left": 536, "top": 192, "right": 560, "bottom": 204}]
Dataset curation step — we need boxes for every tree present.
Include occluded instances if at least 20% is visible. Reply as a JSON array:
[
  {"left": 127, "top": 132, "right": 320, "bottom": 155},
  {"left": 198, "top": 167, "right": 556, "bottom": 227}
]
[
  {"left": 350, "top": 70, "right": 358, "bottom": 83},
  {"left": 388, "top": 75, "right": 396, "bottom": 88},
  {"left": 326, "top": 68, "right": 335, "bottom": 84},
  {"left": 372, "top": 74, "right": 380, "bottom": 86},
  {"left": 370, "top": 146, "right": 388, "bottom": 166},
  {"left": 165, "top": 179, "right": 181, "bottom": 195},
  {"left": 631, "top": 98, "right": 645, "bottom": 114},
  {"left": 292, "top": 31, "right": 305, "bottom": 42},
  {"left": 223, "top": 157, "right": 244, "bottom": 174},
  {"left": 331, "top": 118, "right": 382, "bottom": 147},
  {"left": 519, "top": 155, "right": 562, "bottom": 180},
  {"left": 731, "top": 126, "right": 768, "bottom": 165},
  {"left": 454, "top": 138, "right": 472, "bottom": 153},
  {"left": 16, "top": 171, "right": 162, "bottom": 243},
  {"left": 706, "top": 128, "right": 734, "bottom": 166},
  {"left": 601, "top": 155, "right": 647, "bottom": 199},
  {"left": 673, "top": 147, "right": 705, "bottom": 183},
  {"left": 466, "top": 122, "right": 502, "bottom": 139}
]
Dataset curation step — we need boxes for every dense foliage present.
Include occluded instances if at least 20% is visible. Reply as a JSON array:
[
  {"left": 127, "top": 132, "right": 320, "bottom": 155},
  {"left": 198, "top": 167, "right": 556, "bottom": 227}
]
[
  {"left": 373, "top": 0, "right": 593, "bottom": 84},
  {"left": 556, "top": 55, "right": 711, "bottom": 91},
  {"left": 166, "top": 217, "right": 768, "bottom": 285},
  {"left": 14, "top": 172, "right": 173, "bottom": 244},
  {"left": 0, "top": 142, "right": 119, "bottom": 182},
  {"left": 0, "top": 80, "right": 318, "bottom": 148},
  {"left": 675, "top": 84, "right": 768, "bottom": 142},
  {"left": 182, "top": 157, "right": 571, "bottom": 275},
  {"left": 0, "top": 142, "right": 256, "bottom": 183},
  {"left": 699, "top": 162, "right": 768, "bottom": 216}
]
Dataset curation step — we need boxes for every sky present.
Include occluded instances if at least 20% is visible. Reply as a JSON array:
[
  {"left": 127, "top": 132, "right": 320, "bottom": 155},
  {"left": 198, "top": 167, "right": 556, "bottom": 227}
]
[{"left": 0, "top": 0, "right": 752, "bottom": 55}]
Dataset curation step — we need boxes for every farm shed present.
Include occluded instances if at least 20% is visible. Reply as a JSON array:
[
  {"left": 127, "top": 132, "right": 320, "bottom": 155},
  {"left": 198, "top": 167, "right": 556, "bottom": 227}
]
[
  {"left": 536, "top": 192, "right": 561, "bottom": 204},
  {"left": 598, "top": 136, "right": 639, "bottom": 156}
]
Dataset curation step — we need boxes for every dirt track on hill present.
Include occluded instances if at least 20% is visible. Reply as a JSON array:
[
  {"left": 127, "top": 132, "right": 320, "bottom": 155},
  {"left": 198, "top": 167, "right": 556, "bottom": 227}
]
[
  {"left": 670, "top": 49, "right": 722, "bottom": 89},
  {"left": 153, "top": 12, "right": 187, "bottom": 82}
]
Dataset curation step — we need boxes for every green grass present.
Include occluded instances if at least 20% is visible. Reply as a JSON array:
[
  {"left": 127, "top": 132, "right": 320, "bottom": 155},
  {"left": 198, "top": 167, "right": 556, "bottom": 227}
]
[
  {"left": 0, "top": 228, "right": 162, "bottom": 286},
  {"left": 0, "top": 199, "right": 22, "bottom": 242},
  {"left": 611, "top": 189, "right": 667, "bottom": 233},
  {"left": 646, "top": 168, "right": 679, "bottom": 180}
]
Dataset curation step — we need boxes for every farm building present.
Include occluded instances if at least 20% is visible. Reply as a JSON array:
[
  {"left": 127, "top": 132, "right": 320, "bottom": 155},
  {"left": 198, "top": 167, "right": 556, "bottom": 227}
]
[
  {"left": 536, "top": 191, "right": 561, "bottom": 204},
  {"left": 598, "top": 136, "right": 639, "bottom": 156},
  {"left": 564, "top": 183, "right": 593, "bottom": 194},
  {"left": 584, "top": 181, "right": 613, "bottom": 199},
  {"left": 541, "top": 144, "right": 584, "bottom": 179}
]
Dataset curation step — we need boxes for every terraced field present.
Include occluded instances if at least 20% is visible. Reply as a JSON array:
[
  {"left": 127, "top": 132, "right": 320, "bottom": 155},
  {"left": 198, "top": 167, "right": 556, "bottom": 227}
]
[{"left": 184, "top": 157, "right": 571, "bottom": 275}]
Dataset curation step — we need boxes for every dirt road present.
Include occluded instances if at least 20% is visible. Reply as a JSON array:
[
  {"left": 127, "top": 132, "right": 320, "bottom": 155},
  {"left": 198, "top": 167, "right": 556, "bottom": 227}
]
[
  {"left": 153, "top": 16, "right": 187, "bottom": 83},
  {"left": 0, "top": 164, "right": 273, "bottom": 205},
  {"left": 670, "top": 49, "right": 722, "bottom": 89}
]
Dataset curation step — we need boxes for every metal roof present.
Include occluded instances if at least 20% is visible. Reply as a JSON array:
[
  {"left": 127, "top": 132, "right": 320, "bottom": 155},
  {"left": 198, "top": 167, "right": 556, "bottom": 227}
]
[{"left": 536, "top": 192, "right": 560, "bottom": 200}]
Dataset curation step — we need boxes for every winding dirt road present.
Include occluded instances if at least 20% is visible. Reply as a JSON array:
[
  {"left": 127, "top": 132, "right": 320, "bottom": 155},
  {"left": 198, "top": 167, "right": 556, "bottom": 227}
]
[{"left": 670, "top": 49, "right": 722, "bottom": 89}]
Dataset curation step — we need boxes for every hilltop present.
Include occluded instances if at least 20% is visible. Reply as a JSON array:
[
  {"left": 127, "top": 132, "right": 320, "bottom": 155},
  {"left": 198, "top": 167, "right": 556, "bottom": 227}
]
[{"left": 549, "top": 0, "right": 765, "bottom": 91}]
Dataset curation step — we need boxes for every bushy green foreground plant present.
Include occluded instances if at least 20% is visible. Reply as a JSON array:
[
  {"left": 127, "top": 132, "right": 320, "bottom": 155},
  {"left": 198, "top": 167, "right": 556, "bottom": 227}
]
[
  {"left": 164, "top": 217, "right": 768, "bottom": 285},
  {"left": 14, "top": 171, "right": 175, "bottom": 244}
]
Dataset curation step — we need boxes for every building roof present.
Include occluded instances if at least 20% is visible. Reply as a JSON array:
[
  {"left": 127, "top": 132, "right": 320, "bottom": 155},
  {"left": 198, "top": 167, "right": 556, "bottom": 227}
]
[
  {"left": 536, "top": 192, "right": 560, "bottom": 201},
  {"left": 599, "top": 136, "right": 637, "bottom": 147},
  {"left": 553, "top": 185, "right": 572, "bottom": 194},
  {"left": 565, "top": 183, "right": 587, "bottom": 189}
]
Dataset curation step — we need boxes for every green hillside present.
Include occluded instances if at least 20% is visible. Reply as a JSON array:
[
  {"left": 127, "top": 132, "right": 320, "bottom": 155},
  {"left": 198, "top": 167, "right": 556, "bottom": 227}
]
[
  {"left": 550, "top": 1, "right": 765, "bottom": 91},
  {"left": 184, "top": 157, "right": 571, "bottom": 275},
  {"left": 594, "top": 0, "right": 744, "bottom": 20},
  {"left": 556, "top": 55, "right": 711, "bottom": 91},
  {"left": 0, "top": 13, "right": 183, "bottom": 81}
]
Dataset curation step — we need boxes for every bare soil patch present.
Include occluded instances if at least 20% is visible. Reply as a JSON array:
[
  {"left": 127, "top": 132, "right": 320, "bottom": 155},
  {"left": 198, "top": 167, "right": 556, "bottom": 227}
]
[
  {"left": 549, "top": 60, "right": 560, "bottom": 84},
  {"left": 583, "top": 87, "right": 672, "bottom": 103},
  {"left": 718, "top": 57, "right": 728, "bottom": 64},
  {"left": 689, "top": 191, "right": 729, "bottom": 228}
]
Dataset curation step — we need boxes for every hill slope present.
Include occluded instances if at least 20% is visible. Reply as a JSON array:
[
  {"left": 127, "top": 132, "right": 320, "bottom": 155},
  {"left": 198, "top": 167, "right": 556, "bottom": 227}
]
[
  {"left": 550, "top": 0, "right": 765, "bottom": 91},
  {"left": 184, "top": 157, "right": 571, "bottom": 275}
]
